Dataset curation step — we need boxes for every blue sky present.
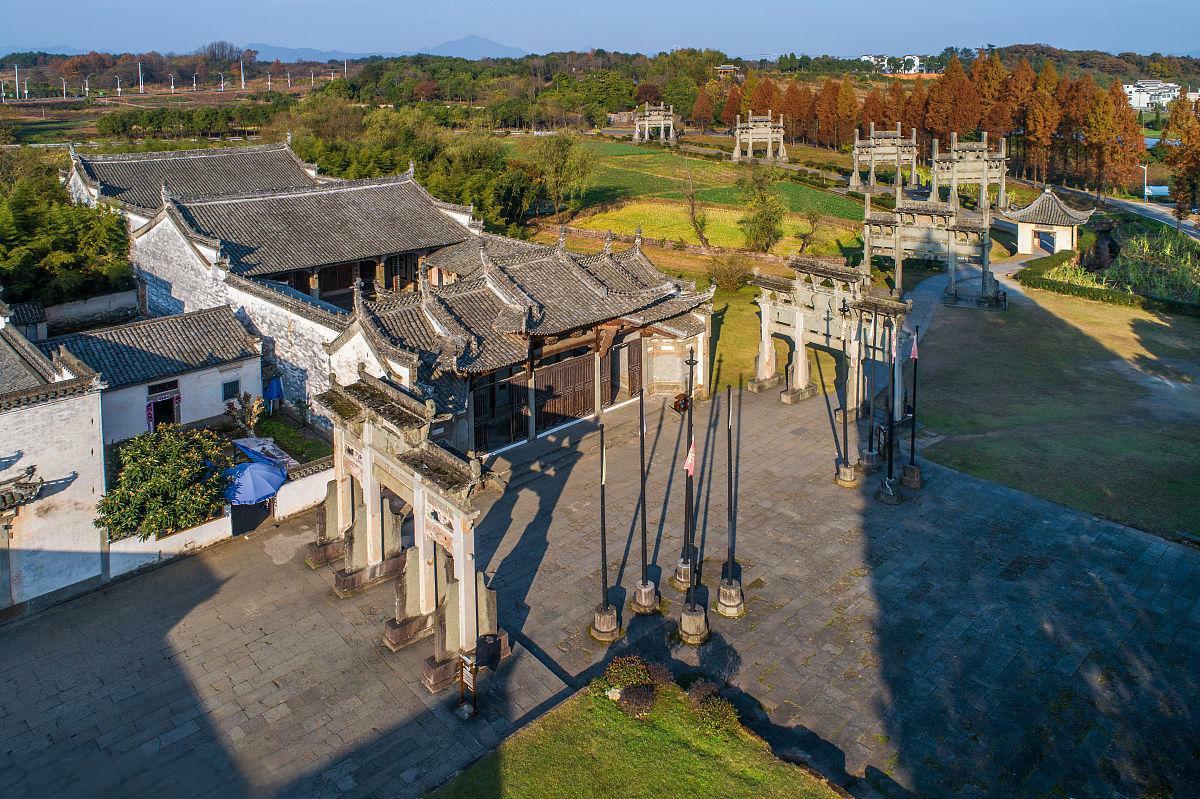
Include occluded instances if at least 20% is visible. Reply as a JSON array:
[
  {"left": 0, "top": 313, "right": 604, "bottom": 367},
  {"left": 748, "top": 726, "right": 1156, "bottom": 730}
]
[{"left": 4, "top": 0, "right": 1198, "bottom": 57}]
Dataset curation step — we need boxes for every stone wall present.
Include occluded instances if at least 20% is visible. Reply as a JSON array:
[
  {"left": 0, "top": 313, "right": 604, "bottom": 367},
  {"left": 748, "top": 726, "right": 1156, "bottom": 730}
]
[
  {"left": 132, "top": 216, "right": 343, "bottom": 415},
  {"left": 0, "top": 390, "right": 106, "bottom": 608},
  {"left": 44, "top": 290, "right": 140, "bottom": 334}
]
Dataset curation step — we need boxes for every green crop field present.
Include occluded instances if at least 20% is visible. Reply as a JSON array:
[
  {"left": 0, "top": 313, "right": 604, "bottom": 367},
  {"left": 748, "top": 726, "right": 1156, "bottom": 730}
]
[{"left": 576, "top": 199, "right": 861, "bottom": 258}]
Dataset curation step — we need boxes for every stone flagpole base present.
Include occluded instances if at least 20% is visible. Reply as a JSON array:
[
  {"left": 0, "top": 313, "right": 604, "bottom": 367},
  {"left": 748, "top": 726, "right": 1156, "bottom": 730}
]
[
  {"left": 835, "top": 463, "right": 862, "bottom": 489},
  {"left": 679, "top": 604, "right": 709, "bottom": 645},
  {"left": 670, "top": 558, "right": 693, "bottom": 593},
  {"left": 901, "top": 463, "right": 924, "bottom": 490},
  {"left": 589, "top": 603, "right": 620, "bottom": 643},
  {"left": 715, "top": 578, "right": 746, "bottom": 618},
  {"left": 630, "top": 580, "right": 660, "bottom": 614},
  {"left": 858, "top": 449, "right": 880, "bottom": 473},
  {"left": 875, "top": 476, "right": 903, "bottom": 505}
]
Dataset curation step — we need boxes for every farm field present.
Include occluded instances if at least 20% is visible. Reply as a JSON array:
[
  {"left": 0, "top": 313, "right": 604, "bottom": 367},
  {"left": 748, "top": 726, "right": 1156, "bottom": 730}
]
[{"left": 575, "top": 199, "right": 861, "bottom": 258}]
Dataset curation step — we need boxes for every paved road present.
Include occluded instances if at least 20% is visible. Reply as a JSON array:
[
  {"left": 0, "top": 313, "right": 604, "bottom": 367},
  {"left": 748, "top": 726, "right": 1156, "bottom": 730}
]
[{"left": 2, "top": 351, "right": 1198, "bottom": 798}]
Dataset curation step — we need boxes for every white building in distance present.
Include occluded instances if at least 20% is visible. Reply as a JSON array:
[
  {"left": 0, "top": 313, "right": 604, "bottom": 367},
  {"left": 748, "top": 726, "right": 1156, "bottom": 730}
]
[{"left": 1123, "top": 80, "right": 1182, "bottom": 109}]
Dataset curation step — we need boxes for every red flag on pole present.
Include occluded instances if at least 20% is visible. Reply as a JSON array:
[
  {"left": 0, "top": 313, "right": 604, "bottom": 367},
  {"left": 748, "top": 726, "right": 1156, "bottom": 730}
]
[
  {"left": 910, "top": 334, "right": 918, "bottom": 360},
  {"left": 683, "top": 436, "right": 696, "bottom": 477}
]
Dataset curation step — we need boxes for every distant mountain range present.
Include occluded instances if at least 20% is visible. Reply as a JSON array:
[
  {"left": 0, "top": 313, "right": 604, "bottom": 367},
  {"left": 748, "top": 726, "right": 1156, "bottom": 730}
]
[
  {"left": 245, "top": 35, "right": 527, "bottom": 64},
  {"left": 0, "top": 35, "right": 527, "bottom": 62}
]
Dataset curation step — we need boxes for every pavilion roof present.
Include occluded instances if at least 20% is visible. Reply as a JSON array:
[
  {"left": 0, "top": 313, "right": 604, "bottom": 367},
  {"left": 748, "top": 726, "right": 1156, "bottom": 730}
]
[{"left": 1001, "top": 188, "right": 1095, "bottom": 227}]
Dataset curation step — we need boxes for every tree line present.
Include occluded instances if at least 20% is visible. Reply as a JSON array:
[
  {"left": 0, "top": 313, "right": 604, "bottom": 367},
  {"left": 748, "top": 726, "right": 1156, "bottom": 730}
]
[{"left": 95, "top": 94, "right": 296, "bottom": 138}]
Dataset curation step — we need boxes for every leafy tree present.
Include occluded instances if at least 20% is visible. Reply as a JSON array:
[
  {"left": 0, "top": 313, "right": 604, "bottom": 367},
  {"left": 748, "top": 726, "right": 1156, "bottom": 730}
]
[
  {"left": 748, "top": 77, "right": 780, "bottom": 114},
  {"left": 736, "top": 165, "right": 785, "bottom": 252},
  {"left": 662, "top": 75, "right": 698, "bottom": 119},
  {"left": 682, "top": 164, "right": 710, "bottom": 251},
  {"left": 860, "top": 88, "right": 887, "bottom": 134},
  {"left": 528, "top": 132, "right": 595, "bottom": 219},
  {"left": 0, "top": 153, "right": 133, "bottom": 305},
  {"left": 635, "top": 82, "right": 662, "bottom": 105},
  {"left": 721, "top": 85, "right": 743, "bottom": 129},
  {"left": 691, "top": 86, "right": 715, "bottom": 130},
  {"left": 95, "top": 425, "right": 232, "bottom": 542}
]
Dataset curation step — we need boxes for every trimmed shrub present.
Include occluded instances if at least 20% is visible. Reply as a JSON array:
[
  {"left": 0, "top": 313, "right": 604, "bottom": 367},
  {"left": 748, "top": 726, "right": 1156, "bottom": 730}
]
[
  {"left": 646, "top": 662, "right": 675, "bottom": 686},
  {"left": 686, "top": 679, "right": 720, "bottom": 705},
  {"left": 616, "top": 683, "right": 657, "bottom": 718},
  {"left": 604, "top": 655, "right": 651, "bottom": 689},
  {"left": 1014, "top": 250, "right": 1200, "bottom": 317},
  {"left": 696, "top": 695, "right": 741, "bottom": 732}
]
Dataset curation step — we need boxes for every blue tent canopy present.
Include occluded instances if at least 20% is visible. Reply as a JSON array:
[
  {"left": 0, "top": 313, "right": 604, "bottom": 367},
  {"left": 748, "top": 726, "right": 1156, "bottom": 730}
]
[{"left": 224, "top": 462, "right": 286, "bottom": 505}]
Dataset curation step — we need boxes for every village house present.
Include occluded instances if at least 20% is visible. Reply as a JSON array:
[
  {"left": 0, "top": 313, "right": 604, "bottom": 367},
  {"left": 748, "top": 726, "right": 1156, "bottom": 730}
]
[
  {"left": 0, "top": 299, "right": 106, "bottom": 616},
  {"left": 37, "top": 306, "right": 262, "bottom": 444}
]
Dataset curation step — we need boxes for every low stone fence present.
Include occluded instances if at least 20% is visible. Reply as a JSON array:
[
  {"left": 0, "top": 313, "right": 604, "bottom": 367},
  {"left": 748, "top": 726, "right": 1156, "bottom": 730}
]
[
  {"left": 108, "top": 513, "right": 233, "bottom": 578},
  {"left": 45, "top": 289, "right": 140, "bottom": 334},
  {"left": 275, "top": 456, "right": 334, "bottom": 519}
]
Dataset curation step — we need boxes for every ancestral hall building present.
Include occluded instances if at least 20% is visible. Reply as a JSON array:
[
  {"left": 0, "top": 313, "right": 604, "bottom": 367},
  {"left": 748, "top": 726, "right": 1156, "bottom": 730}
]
[{"left": 68, "top": 144, "right": 712, "bottom": 458}]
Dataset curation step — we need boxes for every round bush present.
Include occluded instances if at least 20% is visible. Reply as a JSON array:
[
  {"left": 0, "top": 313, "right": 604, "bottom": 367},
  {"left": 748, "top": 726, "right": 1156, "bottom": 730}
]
[
  {"left": 686, "top": 678, "right": 719, "bottom": 705},
  {"left": 604, "top": 655, "right": 651, "bottom": 689},
  {"left": 616, "top": 683, "right": 657, "bottom": 718}
]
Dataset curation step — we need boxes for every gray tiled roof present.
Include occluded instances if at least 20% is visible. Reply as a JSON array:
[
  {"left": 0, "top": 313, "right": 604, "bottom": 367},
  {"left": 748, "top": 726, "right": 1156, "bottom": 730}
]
[
  {"left": 0, "top": 326, "right": 54, "bottom": 394},
  {"left": 171, "top": 176, "right": 470, "bottom": 277},
  {"left": 8, "top": 302, "right": 45, "bottom": 326},
  {"left": 75, "top": 143, "right": 317, "bottom": 214},
  {"left": 363, "top": 239, "right": 707, "bottom": 377},
  {"left": 39, "top": 306, "right": 258, "bottom": 389},
  {"left": 1001, "top": 188, "right": 1095, "bottom": 227}
]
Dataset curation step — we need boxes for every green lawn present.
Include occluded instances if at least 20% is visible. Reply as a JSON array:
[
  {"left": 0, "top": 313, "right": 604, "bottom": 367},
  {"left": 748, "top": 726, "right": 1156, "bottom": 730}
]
[
  {"left": 429, "top": 685, "right": 840, "bottom": 799},
  {"left": 918, "top": 287, "right": 1200, "bottom": 536},
  {"left": 254, "top": 416, "right": 333, "bottom": 463},
  {"left": 687, "top": 181, "right": 864, "bottom": 221}
]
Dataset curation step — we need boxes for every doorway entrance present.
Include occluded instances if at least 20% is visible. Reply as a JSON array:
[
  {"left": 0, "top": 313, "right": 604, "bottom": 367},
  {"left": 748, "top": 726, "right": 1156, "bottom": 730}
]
[{"left": 601, "top": 340, "right": 642, "bottom": 409}]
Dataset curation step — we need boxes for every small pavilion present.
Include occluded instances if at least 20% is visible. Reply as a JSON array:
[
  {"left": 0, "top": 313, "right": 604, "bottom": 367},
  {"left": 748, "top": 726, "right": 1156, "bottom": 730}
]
[{"left": 998, "top": 188, "right": 1095, "bottom": 255}]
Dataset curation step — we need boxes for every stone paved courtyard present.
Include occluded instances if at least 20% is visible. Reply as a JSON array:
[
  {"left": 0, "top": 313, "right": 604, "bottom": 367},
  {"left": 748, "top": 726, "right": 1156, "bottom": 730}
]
[{"left": 2, "top": 369, "right": 1199, "bottom": 798}]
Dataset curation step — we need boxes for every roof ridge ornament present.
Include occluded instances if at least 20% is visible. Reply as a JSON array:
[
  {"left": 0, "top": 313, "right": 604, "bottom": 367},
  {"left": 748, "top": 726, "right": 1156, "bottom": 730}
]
[
  {"left": 603, "top": 231, "right": 613, "bottom": 254},
  {"left": 556, "top": 225, "right": 567, "bottom": 250},
  {"left": 634, "top": 226, "right": 643, "bottom": 252},
  {"left": 406, "top": 160, "right": 416, "bottom": 179}
]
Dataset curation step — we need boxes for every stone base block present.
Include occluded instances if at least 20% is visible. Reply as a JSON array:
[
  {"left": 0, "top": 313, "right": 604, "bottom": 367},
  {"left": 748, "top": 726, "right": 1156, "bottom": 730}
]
[
  {"left": 422, "top": 654, "right": 460, "bottom": 693},
  {"left": 876, "top": 477, "right": 903, "bottom": 505},
  {"left": 669, "top": 558, "right": 693, "bottom": 593},
  {"left": 858, "top": 449, "right": 880, "bottom": 473},
  {"left": 475, "top": 629, "right": 512, "bottom": 670},
  {"left": 780, "top": 383, "right": 818, "bottom": 404},
  {"left": 631, "top": 580, "right": 660, "bottom": 614},
  {"left": 715, "top": 579, "right": 746, "bottom": 619},
  {"left": 834, "top": 464, "right": 862, "bottom": 489},
  {"left": 679, "top": 604, "right": 709, "bottom": 646},
  {"left": 746, "top": 374, "right": 782, "bottom": 394},
  {"left": 382, "top": 612, "right": 435, "bottom": 652},
  {"left": 305, "top": 538, "right": 344, "bottom": 569},
  {"left": 901, "top": 463, "right": 924, "bottom": 490},
  {"left": 589, "top": 603, "right": 620, "bottom": 643},
  {"left": 333, "top": 553, "right": 403, "bottom": 598}
]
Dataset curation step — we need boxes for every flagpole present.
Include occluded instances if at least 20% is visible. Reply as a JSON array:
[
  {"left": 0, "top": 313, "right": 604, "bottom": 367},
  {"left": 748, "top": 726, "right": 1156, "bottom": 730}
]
[
  {"left": 902, "top": 325, "right": 925, "bottom": 490},
  {"left": 589, "top": 423, "right": 619, "bottom": 641},
  {"left": 864, "top": 313, "right": 879, "bottom": 470},
  {"left": 684, "top": 349, "right": 696, "bottom": 612},
  {"left": 678, "top": 348, "right": 709, "bottom": 644},
  {"left": 716, "top": 384, "right": 745, "bottom": 618},
  {"left": 876, "top": 321, "right": 902, "bottom": 505},
  {"left": 632, "top": 390, "right": 658, "bottom": 613}
]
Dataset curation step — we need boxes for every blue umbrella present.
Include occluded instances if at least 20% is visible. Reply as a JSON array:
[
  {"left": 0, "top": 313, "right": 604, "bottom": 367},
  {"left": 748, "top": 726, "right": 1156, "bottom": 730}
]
[
  {"left": 263, "top": 376, "right": 284, "bottom": 403},
  {"left": 224, "top": 462, "right": 286, "bottom": 505}
]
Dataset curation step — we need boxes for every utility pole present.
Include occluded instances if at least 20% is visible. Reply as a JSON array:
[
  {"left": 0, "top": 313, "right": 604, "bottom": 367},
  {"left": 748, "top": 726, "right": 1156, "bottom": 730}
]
[
  {"left": 218, "top": 73, "right": 224, "bottom": 92},
  {"left": 286, "top": 71, "right": 291, "bottom": 89},
  {"left": 170, "top": 74, "right": 175, "bottom": 93},
  {"left": 61, "top": 77, "right": 67, "bottom": 99},
  {"left": 85, "top": 75, "right": 91, "bottom": 97},
  {"left": 310, "top": 71, "right": 314, "bottom": 88},
  {"left": 138, "top": 61, "right": 144, "bottom": 94},
  {"left": 23, "top": 78, "right": 28, "bottom": 99},
  {"left": 116, "top": 76, "right": 122, "bottom": 97},
  {"left": 343, "top": 60, "right": 347, "bottom": 78},
  {"left": 267, "top": 74, "right": 271, "bottom": 91},
  {"left": 239, "top": 60, "right": 245, "bottom": 90}
]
